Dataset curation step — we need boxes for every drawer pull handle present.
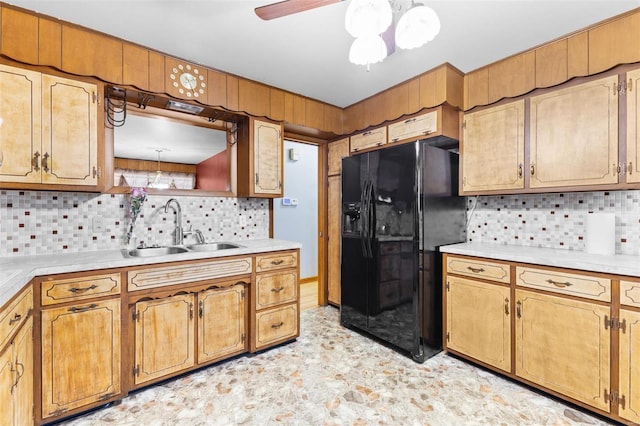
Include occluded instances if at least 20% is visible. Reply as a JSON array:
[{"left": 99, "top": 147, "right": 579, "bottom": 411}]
[
  {"left": 271, "top": 286, "right": 285, "bottom": 293},
  {"left": 271, "top": 321, "right": 284, "bottom": 329},
  {"left": 467, "top": 266, "right": 485, "bottom": 273},
  {"left": 546, "top": 279, "right": 573, "bottom": 288},
  {"left": 504, "top": 298, "right": 509, "bottom": 316},
  {"left": 271, "top": 259, "right": 284, "bottom": 266},
  {"left": 8, "top": 313, "right": 22, "bottom": 325},
  {"left": 68, "top": 303, "right": 98, "bottom": 313},
  {"left": 516, "top": 301, "right": 522, "bottom": 318},
  {"left": 69, "top": 284, "right": 98, "bottom": 293}
]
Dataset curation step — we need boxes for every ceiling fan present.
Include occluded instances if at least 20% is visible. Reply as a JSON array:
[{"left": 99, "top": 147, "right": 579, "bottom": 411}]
[{"left": 255, "top": 0, "right": 342, "bottom": 21}]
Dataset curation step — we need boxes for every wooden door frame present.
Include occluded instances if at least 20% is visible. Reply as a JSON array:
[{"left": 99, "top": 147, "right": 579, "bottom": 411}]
[{"left": 271, "top": 134, "right": 328, "bottom": 306}]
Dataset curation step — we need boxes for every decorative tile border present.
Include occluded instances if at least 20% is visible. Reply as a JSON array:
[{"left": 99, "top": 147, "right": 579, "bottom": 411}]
[
  {"left": 0, "top": 190, "right": 269, "bottom": 257},
  {"left": 466, "top": 190, "right": 640, "bottom": 256}
]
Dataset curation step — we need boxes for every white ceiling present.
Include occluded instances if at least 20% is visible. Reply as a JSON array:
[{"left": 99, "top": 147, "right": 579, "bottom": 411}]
[{"left": 7, "top": 0, "right": 640, "bottom": 108}]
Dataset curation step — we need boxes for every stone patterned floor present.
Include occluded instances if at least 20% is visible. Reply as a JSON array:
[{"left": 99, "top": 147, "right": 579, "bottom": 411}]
[{"left": 58, "top": 306, "right": 614, "bottom": 426}]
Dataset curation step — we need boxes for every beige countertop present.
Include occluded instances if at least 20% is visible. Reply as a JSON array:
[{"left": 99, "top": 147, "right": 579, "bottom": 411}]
[
  {"left": 0, "top": 238, "right": 301, "bottom": 308},
  {"left": 440, "top": 242, "right": 640, "bottom": 278}
]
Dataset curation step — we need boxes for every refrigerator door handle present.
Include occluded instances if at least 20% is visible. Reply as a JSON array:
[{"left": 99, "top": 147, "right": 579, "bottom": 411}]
[
  {"left": 367, "top": 180, "right": 376, "bottom": 258},
  {"left": 359, "top": 181, "right": 368, "bottom": 257}
]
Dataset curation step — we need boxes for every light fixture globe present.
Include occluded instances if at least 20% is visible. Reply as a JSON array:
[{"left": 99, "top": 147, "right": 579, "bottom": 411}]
[
  {"left": 349, "top": 34, "right": 388, "bottom": 67},
  {"left": 345, "top": 0, "right": 393, "bottom": 38},
  {"left": 395, "top": 4, "right": 441, "bottom": 50}
]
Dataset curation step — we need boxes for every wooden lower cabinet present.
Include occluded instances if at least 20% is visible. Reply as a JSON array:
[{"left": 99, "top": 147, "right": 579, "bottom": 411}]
[
  {"left": 253, "top": 304, "right": 298, "bottom": 351},
  {"left": 619, "top": 308, "right": 640, "bottom": 424},
  {"left": 515, "top": 289, "right": 610, "bottom": 411},
  {"left": 1, "top": 316, "right": 33, "bottom": 426},
  {"left": 197, "top": 284, "right": 247, "bottom": 364},
  {"left": 445, "top": 275, "right": 511, "bottom": 372},
  {"left": 133, "top": 294, "right": 195, "bottom": 385},
  {"left": 327, "top": 175, "right": 341, "bottom": 305},
  {"left": 41, "top": 298, "right": 121, "bottom": 420}
]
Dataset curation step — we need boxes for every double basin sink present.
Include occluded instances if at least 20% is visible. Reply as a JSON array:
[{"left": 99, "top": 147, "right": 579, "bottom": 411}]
[{"left": 125, "top": 243, "right": 242, "bottom": 258}]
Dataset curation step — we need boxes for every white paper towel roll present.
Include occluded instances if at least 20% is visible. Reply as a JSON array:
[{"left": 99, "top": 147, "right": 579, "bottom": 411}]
[{"left": 585, "top": 213, "right": 616, "bottom": 256}]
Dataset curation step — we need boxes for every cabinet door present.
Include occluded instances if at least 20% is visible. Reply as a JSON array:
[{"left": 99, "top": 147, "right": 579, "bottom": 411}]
[
  {"left": 530, "top": 75, "right": 618, "bottom": 188},
  {"left": 461, "top": 100, "right": 525, "bottom": 193},
  {"left": 41, "top": 299, "right": 121, "bottom": 419},
  {"left": 619, "top": 308, "right": 640, "bottom": 424},
  {"left": 445, "top": 276, "right": 511, "bottom": 372},
  {"left": 253, "top": 119, "right": 282, "bottom": 195},
  {"left": 0, "top": 64, "right": 41, "bottom": 183},
  {"left": 327, "top": 175, "right": 341, "bottom": 305},
  {"left": 350, "top": 127, "right": 387, "bottom": 153},
  {"left": 387, "top": 110, "right": 437, "bottom": 143},
  {"left": 627, "top": 68, "right": 640, "bottom": 184},
  {"left": 41, "top": 74, "right": 98, "bottom": 186},
  {"left": 515, "top": 289, "right": 610, "bottom": 411},
  {"left": 134, "top": 294, "right": 195, "bottom": 385},
  {"left": 0, "top": 338, "right": 13, "bottom": 425},
  {"left": 13, "top": 317, "right": 33, "bottom": 426},
  {"left": 197, "top": 284, "right": 247, "bottom": 364}
]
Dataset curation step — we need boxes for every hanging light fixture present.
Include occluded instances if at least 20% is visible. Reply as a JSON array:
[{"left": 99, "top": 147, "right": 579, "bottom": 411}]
[
  {"left": 395, "top": 2, "right": 440, "bottom": 50},
  {"left": 346, "top": 0, "right": 440, "bottom": 68},
  {"left": 345, "top": 0, "right": 393, "bottom": 38},
  {"left": 148, "top": 149, "right": 169, "bottom": 189},
  {"left": 349, "top": 34, "right": 389, "bottom": 71}
]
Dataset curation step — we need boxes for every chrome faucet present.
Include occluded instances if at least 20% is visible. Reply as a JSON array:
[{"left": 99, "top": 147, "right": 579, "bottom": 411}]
[{"left": 164, "top": 198, "right": 183, "bottom": 246}]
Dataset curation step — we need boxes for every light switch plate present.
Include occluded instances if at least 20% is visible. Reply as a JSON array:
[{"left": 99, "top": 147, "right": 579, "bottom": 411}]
[{"left": 92, "top": 216, "right": 105, "bottom": 233}]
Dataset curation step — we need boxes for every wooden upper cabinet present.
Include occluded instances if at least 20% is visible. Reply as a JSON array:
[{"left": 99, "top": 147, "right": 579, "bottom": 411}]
[
  {"left": 628, "top": 68, "right": 640, "bottom": 184},
  {"left": 122, "top": 44, "right": 149, "bottom": 90},
  {"left": 38, "top": 18, "right": 61, "bottom": 69},
  {"left": 238, "top": 78, "right": 270, "bottom": 117},
  {"left": 0, "top": 7, "right": 38, "bottom": 64},
  {"left": 350, "top": 126, "right": 387, "bottom": 153},
  {"left": 529, "top": 75, "right": 618, "bottom": 189},
  {"left": 589, "top": 11, "right": 640, "bottom": 75},
  {"left": 164, "top": 57, "right": 208, "bottom": 103},
  {"left": 488, "top": 51, "right": 535, "bottom": 104},
  {"left": 238, "top": 118, "right": 283, "bottom": 197},
  {"left": 41, "top": 74, "right": 99, "bottom": 186},
  {"left": 461, "top": 100, "right": 525, "bottom": 193},
  {"left": 388, "top": 110, "right": 437, "bottom": 144},
  {"left": 327, "top": 137, "right": 349, "bottom": 176},
  {"left": 61, "top": 25, "right": 123, "bottom": 84}
]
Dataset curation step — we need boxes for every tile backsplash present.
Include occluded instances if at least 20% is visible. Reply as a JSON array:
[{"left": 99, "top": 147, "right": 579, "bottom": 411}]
[
  {"left": 467, "top": 190, "right": 640, "bottom": 256},
  {"left": 0, "top": 190, "right": 269, "bottom": 257}
]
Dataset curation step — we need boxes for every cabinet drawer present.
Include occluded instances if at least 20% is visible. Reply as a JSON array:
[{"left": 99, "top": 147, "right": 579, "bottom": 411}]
[
  {"left": 255, "top": 251, "right": 297, "bottom": 273},
  {"left": 0, "top": 285, "right": 33, "bottom": 349},
  {"left": 620, "top": 280, "right": 640, "bottom": 308},
  {"left": 41, "top": 273, "right": 121, "bottom": 306},
  {"left": 254, "top": 304, "right": 299, "bottom": 350},
  {"left": 388, "top": 110, "right": 437, "bottom": 143},
  {"left": 128, "top": 257, "right": 252, "bottom": 291},
  {"left": 516, "top": 266, "right": 610, "bottom": 302},
  {"left": 446, "top": 256, "right": 511, "bottom": 284},
  {"left": 350, "top": 127, "right": 387, "bottom": 153},
  {"left": 256, "top": 271, "right": 298, "bottom": 310}
]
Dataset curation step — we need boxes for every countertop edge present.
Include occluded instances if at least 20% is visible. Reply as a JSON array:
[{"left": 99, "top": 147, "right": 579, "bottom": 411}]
[
  {"left": 0, "top": 239, "right": 301, "bottom": 308},
  {"left": 440, "top": 242, "right": 640, "bottom": 278}
]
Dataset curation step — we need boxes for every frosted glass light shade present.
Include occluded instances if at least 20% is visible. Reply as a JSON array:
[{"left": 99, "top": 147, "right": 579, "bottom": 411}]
[
  {"left": 349, "top": 35, "right": 388, "bottom": 66},
  {"left": 395, "top": 4, "right": 440, "bottom": 50},
  {"left": 345, "top": 0, "right": 393, "bottom": 38}
]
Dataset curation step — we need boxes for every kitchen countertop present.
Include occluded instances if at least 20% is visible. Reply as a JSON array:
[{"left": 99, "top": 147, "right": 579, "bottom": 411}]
[
  {"left": 440, "top": 242, "right": 640, "bottom": 278},
  {"left": 0, "top": 238, "right": 301, "bottom": 308}
]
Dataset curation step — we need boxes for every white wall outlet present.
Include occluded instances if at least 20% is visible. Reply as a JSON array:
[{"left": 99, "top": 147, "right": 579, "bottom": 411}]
[
  {"left": 92, "top": 216, "right": 105, "bottom": 233},
  {"left": 291, "top": 198, "right": 298, "bottom": 206}
]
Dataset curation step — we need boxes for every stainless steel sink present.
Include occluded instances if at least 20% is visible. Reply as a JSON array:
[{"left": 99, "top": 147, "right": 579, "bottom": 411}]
[
  {"left": 126, "top": 246, "right": 189, "bottom": 257},
  {"left": 185, "top": 243, "right": 242, "bottom": 252}
]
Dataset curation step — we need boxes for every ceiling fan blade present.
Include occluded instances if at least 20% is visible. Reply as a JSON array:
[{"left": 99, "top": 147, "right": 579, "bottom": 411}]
[{"left": 255, "top": 0, "right": 342, "bottom": 21}]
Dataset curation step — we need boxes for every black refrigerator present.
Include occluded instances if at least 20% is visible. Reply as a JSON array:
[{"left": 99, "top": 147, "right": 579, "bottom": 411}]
[{"left": 340, "top": 141, "right": 465, "bottom": 362}]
